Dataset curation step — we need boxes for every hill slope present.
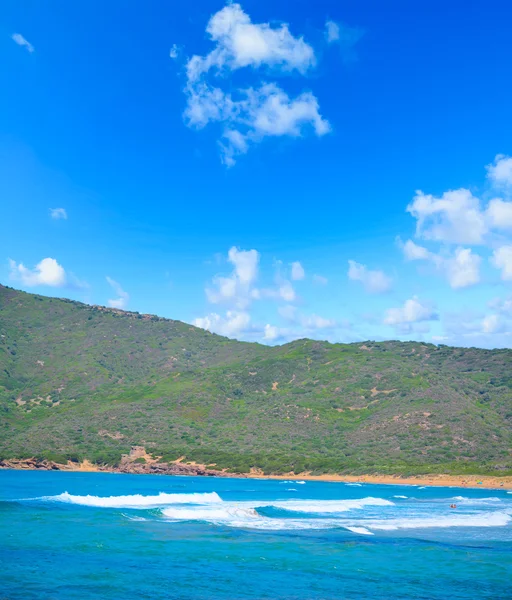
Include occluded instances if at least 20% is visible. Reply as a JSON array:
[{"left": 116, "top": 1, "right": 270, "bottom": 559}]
[{"left": 1, "top": 284, "right": 511, "bottom": 475}]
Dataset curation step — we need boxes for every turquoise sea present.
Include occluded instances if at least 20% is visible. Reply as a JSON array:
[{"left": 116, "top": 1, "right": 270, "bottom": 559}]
[{"left": 1, "top": 470, "right": 511, "bottom": 599}]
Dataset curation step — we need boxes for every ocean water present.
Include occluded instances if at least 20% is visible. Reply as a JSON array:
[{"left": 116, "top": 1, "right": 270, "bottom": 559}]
[{"left": 1, "top": 471, "right": 511, "bottom": 599}]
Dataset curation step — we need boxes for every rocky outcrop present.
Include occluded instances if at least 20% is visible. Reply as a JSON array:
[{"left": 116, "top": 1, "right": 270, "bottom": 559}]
[{"left": 0, "top": 457, "right": 230, "bottom": 477}]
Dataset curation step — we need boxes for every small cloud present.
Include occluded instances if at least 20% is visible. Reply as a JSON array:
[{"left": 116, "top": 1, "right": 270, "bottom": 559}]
[
  {"left": 9, "top": 257, "right": 66, "bottom": 287},
  {"left": 398, "top": 238, "right": 432, "bottom": 261},
  {"left": 264, "top": 324, "right": 279, "bottom": 340},
  {"left": 194, "top": 310, "right": 251, "bottom": 338},
  {"left": 325, "top": 20, "right": 340, "bottom": 43},
  {"left": 324, "top": 20, "right": 364, "bottom": 62},
  {"left": 491, "top": 245, "right": 512, "bottom": 281},
  {"left": 12, "top": 33, "right": 34, "bottom": 53},
  {"left": 348, "top": 260, "right": 392, "bottom": 294},
  {"left": 445, "top": 247, "right": 481, "bottom": 289},
  {"left": 486, "top": 154, "right": 512, "bottom": 189},
  {"left": 106, "top": 277, "right": 129, "bottom": 309},
  {"left": 169, "top": 43, "right": 179, "bottom": 59},
  {"left": 384, "top": 296, "right": 438, "bottom": 332},
  {"left": 50, "top": 208, "right": 68, "bottom": 220},
  {"left": 206, "top": 246, "right": 260, "bottom": 309},
  {"left": 290, "top": 261, "right": 305, "bottom": 281}
]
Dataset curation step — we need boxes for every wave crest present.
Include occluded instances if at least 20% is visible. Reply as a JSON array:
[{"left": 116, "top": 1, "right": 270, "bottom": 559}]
[{"left": 40, "top": 491, "right": 223, "bottom": 508}]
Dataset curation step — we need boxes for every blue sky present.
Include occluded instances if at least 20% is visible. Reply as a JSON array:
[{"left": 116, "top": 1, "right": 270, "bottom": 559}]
[{"left": 1, "top": 0, "right": 512, "bottom": 347}]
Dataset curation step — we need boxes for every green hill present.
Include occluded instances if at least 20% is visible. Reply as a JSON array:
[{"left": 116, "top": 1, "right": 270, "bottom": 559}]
[{"left": 1, "top": 283, "right": 511, "bottom": 475}]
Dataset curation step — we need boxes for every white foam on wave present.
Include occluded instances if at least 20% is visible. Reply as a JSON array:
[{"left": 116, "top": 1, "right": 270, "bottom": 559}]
[
  {"left": 345, "top": 483, "right": 363, "bottom": 487},
  {"left": 41, "top": 491, "right": 223, "bottom": 508},
  {"left": 279, "top": 480, "right": 305, "bottom": 484},
  {"left": 286, "top": 488, "right": 297, "bottom": 491},
  {"left": 450, "top": 496, "right": 503, "bottom": 506},
  {"left": 345, "top": 526, "right": 374, "bottom": 535},
  {"left": 362, "top": 511, "right": 511, "bottom": 531},
  {"left": 393, "top": 495, "right": 407, "bottom": 499},
  {"left": 267, "top": 497, "right": 394, "bottom": 514},
  {"left": 161, "top": 504, "right": 336, "bottom": 530}
]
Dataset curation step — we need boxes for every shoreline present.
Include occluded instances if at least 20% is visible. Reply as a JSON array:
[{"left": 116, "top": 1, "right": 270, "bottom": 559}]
[{"left": 1, "top": 458, "right": 511, "bottom": 489}]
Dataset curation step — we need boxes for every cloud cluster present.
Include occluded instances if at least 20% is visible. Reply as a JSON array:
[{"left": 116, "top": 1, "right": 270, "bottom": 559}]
[
  {"left": 9, "top": 257, "right": 66, "bottom": 287},
  {"left": 183, "top": 3, "right": 330, "bottom": 165},
  {"left": 194, "top": 246, "right": 336, "bottom": 341},
  {"left": 401, "top": 154, "right": 512, "bottom": 289}
]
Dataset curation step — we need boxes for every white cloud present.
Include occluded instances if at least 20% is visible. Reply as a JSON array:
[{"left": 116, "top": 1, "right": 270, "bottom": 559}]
[
  {"left": 194, "top": 310, "right": 251, "bottom": 338},
  {"left": 277, "top": 280, "right": 296, "bottom": 302},
  {"left": 263, "top": 323, "right": 279, "bottom": 340},
  {"left": 228, "top": 246, "right": 258, "bottom": 283},
  {"left": 400, "top": 239, "right": 432, "bottom": 261},
  {"left": 444, "top": 247, "right": 481, "bottom": 289},
  {"left": 9, "top": 257, "right": 66, "bottom": 287},
  {"left": 186, "top": 82, "right": 330, "bottom": 166},
  {"left": 399, "top": 238, "right": 481, "bottom": 290},
  {"left": 290, "top": 261, "right": 305, "bottom": 280},
  {"left": 206, "top": 246, "right": 260, "bottom": 308},
  {"left": 106, "top": 277, "right": 129, "bottom": 309},
  {"left": 12, "top": 33, "right": 34, "bottom": 53},
  {"left": 313, "top": 274, "right": 328, "bottom": 285},
  {"left": 486, "top": 154, "right": 512, "bottom": 189},
  {"left": 325, "top": 20, "right": 340, "bottom": 43},
  {"left": 486, "top": 198, "right": 512, "bottom": 229},
  {"left": 183, "top": 3, "right": 329, "bottom": 165},
  {"left": 187, "top": 3, "right": 315, "bottom": 81},
  {"left": 491, "top": 245, "right": 512, "bottom": 281},
  {"left": 50, "top": 208, "right": 67, "bottom": 220},
  {"left": 407, "top": 188, "right": 487, "bottom": 245},
  {"left": 348, "top": 260, "right": 392, "bottom": 294},
  {"left": 169, "top": 44, "right": 179, "bottom": 59},
  {"left": 384, "top": 296, "right": 438, "bottom": 327}
]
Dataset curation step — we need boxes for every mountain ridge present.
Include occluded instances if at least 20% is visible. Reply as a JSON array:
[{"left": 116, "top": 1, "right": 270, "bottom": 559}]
[{"left": 1, "top": 284, "right": 511, "bottom": 476}]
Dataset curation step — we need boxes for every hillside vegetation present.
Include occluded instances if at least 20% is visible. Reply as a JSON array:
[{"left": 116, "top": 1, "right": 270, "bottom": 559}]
[{"left": 1, "top": 284, "right": 511, "bottom": 475}]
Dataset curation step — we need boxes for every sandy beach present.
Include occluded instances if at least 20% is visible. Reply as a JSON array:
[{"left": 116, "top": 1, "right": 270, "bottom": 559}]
[
  {"left": 1, "top": 457, "right": 511, "bottom": 489},
  {"left": 245, "top": 471, "right": 512, "bottom": 490}
]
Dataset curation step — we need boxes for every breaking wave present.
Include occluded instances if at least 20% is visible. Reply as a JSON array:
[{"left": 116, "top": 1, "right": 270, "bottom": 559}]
[
  {"left": 345, "top": 526, "right": 374, "bottom": 535},
  {"left": 267, "top": 497, "right": 394, "bottom": 514},
  {"left": 39, "top": 491, "right": 223, "bottom": 508},
  {"left": 32, "top": 489, "right": 512, "bottom": 534}
]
